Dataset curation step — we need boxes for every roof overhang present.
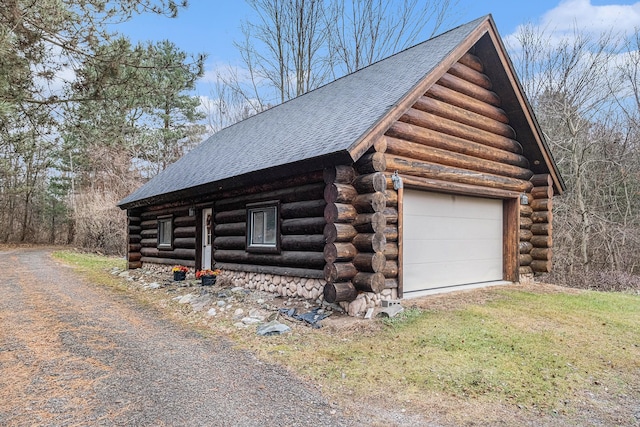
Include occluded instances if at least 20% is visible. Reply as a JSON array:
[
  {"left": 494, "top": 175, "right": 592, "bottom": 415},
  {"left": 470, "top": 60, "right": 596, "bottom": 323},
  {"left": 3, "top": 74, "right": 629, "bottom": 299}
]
[{"left": 118, "top": 150, "right": 352, "bottom": 210}]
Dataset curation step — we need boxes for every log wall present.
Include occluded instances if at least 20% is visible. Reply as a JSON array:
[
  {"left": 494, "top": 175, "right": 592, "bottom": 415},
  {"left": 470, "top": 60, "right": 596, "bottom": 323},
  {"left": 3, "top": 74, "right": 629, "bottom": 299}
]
[
  {"left": 137, "top": 206, "right": 197, "bottom": 267},
  {"left": 384, "top": 52, "right": 534, "bottom": 196},
  {"left": 529, "top": 174, "right": 553, "bottom": 273},
  {"left": 380, "top": 51, "right": 541, "bottom": 292},
  {"left": 213, "top": 173, "right": 326, "bottom": 278},
  {"left": 127, "top": 210, "right": 142, "bottom": 269}
]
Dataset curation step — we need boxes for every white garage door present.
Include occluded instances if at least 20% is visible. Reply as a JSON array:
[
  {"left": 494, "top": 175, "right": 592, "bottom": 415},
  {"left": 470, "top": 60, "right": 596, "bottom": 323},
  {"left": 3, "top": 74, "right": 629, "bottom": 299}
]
[{"left": 403, "top": 190, "right": 503, "bottom": 295}]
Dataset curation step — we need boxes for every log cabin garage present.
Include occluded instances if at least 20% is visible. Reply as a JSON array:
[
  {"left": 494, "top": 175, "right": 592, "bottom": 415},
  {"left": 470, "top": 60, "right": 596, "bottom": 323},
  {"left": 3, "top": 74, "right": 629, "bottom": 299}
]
[{"left": 118, "top": 15, "right": 565, "bottom": 315}]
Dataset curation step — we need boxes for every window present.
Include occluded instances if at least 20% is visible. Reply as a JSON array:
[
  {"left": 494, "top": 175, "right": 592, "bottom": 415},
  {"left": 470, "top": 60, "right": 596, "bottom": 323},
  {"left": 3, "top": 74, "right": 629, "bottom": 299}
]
[
  {"left": 157, "top": 215, "right": 173, "bottom": 249},
  {"left": 247, "top": 202, "right": 280, "bottom": 252}
]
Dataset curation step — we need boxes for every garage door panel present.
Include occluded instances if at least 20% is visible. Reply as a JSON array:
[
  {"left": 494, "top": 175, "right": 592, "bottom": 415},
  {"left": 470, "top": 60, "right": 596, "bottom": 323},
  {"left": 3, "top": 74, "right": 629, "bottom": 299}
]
[
  {"left": 405, "top": 193, "right": 500, "bottom": 219},
  {"left": 404, "top": 259, "right": 503, "bottom": 289},
  {"left": 403, "top": 190, "right": 503, "bottom": 294},
  {"left": 404, "top": 239, "right": 501, "bottom": 262},
  {"left": 405, "top": 216, "right": 501, "bottom": 240}
]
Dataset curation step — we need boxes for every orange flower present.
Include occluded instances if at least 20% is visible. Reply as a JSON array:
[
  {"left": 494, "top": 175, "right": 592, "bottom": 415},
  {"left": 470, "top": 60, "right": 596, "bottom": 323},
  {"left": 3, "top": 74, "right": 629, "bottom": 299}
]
[{"left": 196, "top": 268, "right": 221, "bottom": 278}]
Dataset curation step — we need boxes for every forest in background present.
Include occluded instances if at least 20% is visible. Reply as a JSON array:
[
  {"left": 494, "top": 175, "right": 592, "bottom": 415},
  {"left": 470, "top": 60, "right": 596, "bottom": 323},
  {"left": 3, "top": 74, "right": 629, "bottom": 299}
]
[{"left": 1, "top": 0, "right": 638, "bottom": 288}]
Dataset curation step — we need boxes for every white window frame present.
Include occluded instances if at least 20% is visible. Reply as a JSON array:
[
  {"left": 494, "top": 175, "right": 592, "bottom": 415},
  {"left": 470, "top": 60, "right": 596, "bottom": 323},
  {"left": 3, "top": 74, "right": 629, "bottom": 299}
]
[
  {"left": 157, "top": 215, "right": 173, "bottom": 250},
  {"left": 246, "top": 201, "right": 280, "bottom": 253}
]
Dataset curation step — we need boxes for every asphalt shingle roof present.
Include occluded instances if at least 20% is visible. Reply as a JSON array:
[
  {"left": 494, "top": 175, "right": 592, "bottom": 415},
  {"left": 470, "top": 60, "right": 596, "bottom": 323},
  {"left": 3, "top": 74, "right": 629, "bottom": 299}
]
[{"left": 118, "top": 16, "right": 488, "bottom": 208}]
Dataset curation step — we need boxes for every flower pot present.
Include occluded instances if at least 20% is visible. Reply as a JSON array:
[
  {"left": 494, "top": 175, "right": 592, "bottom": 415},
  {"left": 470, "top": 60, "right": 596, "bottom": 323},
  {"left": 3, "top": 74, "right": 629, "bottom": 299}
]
[
  {"left": 201, "top": 275, "right": 216, "bottom": 286},
  {"left": 173, "top": 271, "right": 186, "bottom": 281}
]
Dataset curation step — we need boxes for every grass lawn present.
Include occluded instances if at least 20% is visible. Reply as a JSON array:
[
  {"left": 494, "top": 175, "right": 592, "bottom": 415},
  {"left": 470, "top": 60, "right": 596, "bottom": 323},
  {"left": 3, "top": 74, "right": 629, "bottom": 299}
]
[{"left": 53, "top": 250, "right": 640, "bottom": 426}]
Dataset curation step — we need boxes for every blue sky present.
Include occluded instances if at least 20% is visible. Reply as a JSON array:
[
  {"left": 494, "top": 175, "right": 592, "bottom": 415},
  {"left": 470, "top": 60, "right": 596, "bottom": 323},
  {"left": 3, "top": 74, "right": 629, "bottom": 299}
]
[{"left": 116, "top": 0, "right": 640, "bottom": 96}]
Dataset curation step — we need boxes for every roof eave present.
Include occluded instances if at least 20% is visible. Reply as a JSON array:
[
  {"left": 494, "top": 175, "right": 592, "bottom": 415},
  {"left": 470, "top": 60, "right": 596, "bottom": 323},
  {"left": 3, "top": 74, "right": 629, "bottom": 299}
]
[{"left": 118, "top": 150, "right": 353, "bottom": 210}]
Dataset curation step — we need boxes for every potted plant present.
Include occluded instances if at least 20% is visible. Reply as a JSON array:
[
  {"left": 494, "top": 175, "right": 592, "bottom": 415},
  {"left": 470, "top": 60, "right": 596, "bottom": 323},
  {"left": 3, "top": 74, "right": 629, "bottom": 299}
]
[
  {"left": 196, "top": 268, "right": 221, "bottom": 286},
  {"left": 172, "top": 265, "right": 189, "bottom": 281}
]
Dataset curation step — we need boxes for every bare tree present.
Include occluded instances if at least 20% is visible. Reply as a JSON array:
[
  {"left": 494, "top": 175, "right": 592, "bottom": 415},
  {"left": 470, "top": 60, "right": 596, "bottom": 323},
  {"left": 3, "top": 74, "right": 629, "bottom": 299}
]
[
  {"left": 238, "top": 0, "right": 329, "bottom": 104},
  {"left": 509, "top": 24, "right": 640, "bottom": 285},
  {"left": 324, "top": 0, "right": 457, "bottom": 76},
  {"left": 203, "top": 70, "right": 264, "bottom": 134},
  {"left": 220, "top": 0, "right": 459, "bottom": 109}
]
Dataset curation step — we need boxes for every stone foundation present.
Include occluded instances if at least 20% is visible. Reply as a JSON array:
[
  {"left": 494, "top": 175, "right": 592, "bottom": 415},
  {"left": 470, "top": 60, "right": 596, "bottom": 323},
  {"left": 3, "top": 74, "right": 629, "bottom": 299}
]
[
  {"left": 519, "top": 272, "right": 535, "bottom": 285},
  {"left": 221, "top": 270, "right": 400, "bottom": 317},
  {"left": 221, "top": 271, "right": 325, "bottom": 301},
  {"left": 142, "top": 263, "right": 399, "bottom": 317},
  {"left": 338, "top": 288, "right": 399, "bottom": 317},
  {"left": 141, "top": 263, "right": 196, "bottom": 280}
]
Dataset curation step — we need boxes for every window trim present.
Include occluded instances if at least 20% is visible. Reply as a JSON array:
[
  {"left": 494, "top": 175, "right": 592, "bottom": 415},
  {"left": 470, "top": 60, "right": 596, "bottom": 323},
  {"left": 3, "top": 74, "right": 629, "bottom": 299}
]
[
  {"left": 246, "top": 201, "right": 280, "bottom": 253},
  {"left": 157, "top": 215, "right": 173, "bottom": 250}
]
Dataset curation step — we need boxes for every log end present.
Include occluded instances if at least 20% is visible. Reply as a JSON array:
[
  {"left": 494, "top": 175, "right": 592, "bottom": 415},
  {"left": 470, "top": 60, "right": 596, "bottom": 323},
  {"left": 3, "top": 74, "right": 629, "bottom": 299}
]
[
  {"left": 323, "top": 282, "right": 358, "bottom": 303},
  {"left": 128, "top": 261, "right": 143, "bottom": 269}
]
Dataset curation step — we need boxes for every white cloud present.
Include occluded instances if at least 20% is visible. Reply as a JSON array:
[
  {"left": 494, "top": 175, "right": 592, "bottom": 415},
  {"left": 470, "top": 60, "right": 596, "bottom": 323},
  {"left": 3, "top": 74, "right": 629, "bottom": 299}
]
[
  {"left": 505, "top": 1, "right": 640, "bottom": 47},
  {"left": 540, "top": 0, "right": 640, "bottom": 35},
  {"left": 199, "top": 62, "right": 255, "bottom": 86},
  {"left": 502, "top": 2, "right": 640, "bottom": 121}
]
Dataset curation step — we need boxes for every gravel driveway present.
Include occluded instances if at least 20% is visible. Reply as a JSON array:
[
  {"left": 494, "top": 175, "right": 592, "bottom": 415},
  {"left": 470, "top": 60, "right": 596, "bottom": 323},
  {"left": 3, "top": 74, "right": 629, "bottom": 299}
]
[{"left": 0, "top": 248, "right": 354, "bottom": 426}]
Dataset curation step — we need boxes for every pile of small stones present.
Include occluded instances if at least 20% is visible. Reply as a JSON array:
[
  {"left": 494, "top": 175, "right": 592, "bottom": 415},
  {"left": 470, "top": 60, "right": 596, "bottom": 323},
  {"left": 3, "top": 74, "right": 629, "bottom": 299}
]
[{"left": 110, "top": 266, "right": 345, "bottom": 334}]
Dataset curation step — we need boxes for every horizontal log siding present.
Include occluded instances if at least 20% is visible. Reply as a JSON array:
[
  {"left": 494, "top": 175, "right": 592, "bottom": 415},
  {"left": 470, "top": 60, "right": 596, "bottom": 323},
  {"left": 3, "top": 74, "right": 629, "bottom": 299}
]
[
  {"left": 385, "top": 52, "right": 534, "bottom": 197},
  {"left": 213, "top": 174, "right": 326, "bottom": 275},
  {"left": 529, "top": 174, "right": 554, "bottom": 273},
  {"left": 127, "top": 211, "right": 142, "bottom": 269},
  {"left": 135, "top": 206, "right": 197, "bottom": 267}
]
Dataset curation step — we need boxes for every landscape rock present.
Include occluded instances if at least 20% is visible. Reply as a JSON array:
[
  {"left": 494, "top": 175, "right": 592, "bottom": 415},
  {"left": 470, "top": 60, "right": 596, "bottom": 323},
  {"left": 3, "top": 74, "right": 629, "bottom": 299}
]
[
  {"left": 248, "top": 308, "right": 266, "bottom": 321},
  {"left": 257, "top": 320, "right": 291, "bottom": 336},
  {"left": 347, "top": 296, "right": 366, "bottom": 317},
  {"left": 178, "top": 294, "right": 195, "bottom": 304},
  {"left": 190, "top": 295, "right": 212, "bottom": 312},
  {"left": 241, "top": 317, "right": 262, "bottom": 325}
]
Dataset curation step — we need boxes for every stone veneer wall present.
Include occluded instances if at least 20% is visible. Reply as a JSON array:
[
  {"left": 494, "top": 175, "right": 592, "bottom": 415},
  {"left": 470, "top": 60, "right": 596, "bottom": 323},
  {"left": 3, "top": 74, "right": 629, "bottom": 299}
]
[
  {"left": 222, "top": 271, "right": 325, "bottom": 301},
  {"left": 221, "top": 271, "right": 399, "bottom": 317},
  {"left": 141, "top": 264, "right": 398, "bottom": 317}
]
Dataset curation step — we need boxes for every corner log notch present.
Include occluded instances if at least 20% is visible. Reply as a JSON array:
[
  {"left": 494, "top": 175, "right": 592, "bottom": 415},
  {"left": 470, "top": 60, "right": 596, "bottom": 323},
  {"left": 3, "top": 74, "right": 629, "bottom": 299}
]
[
  {"left": 529, "top": 174, "right": 554, "bottom": 273},
  {"left": 519, "top": 203, "right": 533, "bottom": 276},
  {"left": 323, "top": 166, "right": 359, "bottom": 303},
  {"left": 127, "top": 211, "right": 142, "bottom": 269},
  {"left": 322, "top": 158, "right": 392, "bottom": 303}
]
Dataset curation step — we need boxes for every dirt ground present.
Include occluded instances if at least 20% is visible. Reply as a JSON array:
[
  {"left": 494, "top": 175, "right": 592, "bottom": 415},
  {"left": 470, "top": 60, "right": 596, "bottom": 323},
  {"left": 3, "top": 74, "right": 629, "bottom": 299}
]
[{"left": 0, "top": 247, "right": 383, "bottom": 426}]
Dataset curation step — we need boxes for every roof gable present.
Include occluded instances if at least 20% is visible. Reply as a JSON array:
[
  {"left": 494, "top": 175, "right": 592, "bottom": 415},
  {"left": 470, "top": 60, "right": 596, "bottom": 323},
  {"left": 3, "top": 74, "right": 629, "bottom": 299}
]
[{"left": 347, "top": 17, "right": 565, "bottom": 195}]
